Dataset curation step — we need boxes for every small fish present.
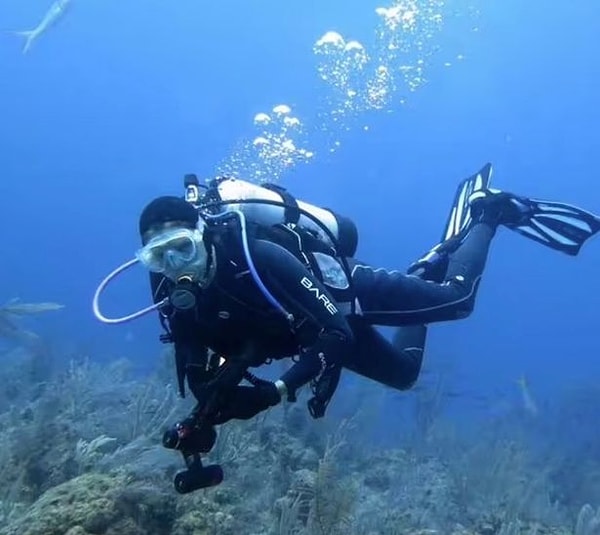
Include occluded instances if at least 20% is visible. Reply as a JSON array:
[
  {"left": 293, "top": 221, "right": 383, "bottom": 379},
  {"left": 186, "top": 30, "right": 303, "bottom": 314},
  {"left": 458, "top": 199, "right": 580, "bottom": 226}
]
[
  {"left": 10, "top": 0, "right": 71, "bottom": 54},
  {"left": 516, "top": 375, "right": 539, "bottom": 417},
  {"left": 1, "top": 301, "right": 64, "bottom": 316}
]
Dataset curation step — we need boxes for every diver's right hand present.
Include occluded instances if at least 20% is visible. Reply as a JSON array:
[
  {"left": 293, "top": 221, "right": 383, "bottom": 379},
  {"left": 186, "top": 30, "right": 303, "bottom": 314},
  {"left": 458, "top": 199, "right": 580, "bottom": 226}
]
[{"left": 162, "top": 418, "right": 217, "bottom": 454}]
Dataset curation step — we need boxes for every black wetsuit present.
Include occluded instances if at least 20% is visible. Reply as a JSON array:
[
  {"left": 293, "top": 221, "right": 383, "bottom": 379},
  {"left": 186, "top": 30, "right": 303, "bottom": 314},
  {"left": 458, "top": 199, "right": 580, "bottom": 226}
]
[{"left": 151, "top": 218, "right": 494, "bottom": 418}]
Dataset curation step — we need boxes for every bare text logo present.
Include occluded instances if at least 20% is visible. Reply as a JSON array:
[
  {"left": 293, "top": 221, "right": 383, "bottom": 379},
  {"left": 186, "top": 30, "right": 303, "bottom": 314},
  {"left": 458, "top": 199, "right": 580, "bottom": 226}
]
[{"left": 300, "top": 276, "right": 338, "bottom": 315}]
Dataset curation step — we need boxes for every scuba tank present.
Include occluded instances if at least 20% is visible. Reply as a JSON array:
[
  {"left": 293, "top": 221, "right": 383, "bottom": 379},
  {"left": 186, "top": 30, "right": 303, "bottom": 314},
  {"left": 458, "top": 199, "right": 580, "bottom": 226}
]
[{"left": 185, "top": 175, "right": 359, "bottom": 258}]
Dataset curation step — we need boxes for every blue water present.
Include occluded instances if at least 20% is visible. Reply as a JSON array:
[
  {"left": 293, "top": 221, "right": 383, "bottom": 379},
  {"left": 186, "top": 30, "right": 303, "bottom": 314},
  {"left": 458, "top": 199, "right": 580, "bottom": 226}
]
[{"left": 1, "top": 0, "right": 599, "bottom": 436}]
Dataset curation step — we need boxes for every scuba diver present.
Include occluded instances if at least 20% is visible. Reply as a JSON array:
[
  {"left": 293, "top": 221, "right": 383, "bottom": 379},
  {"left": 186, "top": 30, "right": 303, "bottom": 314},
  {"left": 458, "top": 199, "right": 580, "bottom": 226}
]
[{"left": 93, "top": 162, "right": 600, "bottom": 493}]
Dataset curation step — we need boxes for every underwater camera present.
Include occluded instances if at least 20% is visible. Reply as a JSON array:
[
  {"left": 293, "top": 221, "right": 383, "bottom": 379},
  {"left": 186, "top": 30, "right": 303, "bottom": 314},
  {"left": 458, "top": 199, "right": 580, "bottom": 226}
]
[{"left": 173, "top": 457, "right": 223, "bottom": 494}]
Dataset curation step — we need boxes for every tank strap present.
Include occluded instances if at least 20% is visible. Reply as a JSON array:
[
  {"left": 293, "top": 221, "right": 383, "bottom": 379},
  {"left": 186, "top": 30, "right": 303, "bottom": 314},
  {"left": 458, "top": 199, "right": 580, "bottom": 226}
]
[{"left": 262, "top": 183, "right": 300, "bottom": 225}]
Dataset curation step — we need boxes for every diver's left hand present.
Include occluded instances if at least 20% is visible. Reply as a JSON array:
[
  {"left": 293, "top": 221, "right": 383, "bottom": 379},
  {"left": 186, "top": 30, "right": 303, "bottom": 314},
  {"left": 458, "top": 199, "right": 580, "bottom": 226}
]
[{"left": 212, "top": 383, "right": 281, "bottom": 424}]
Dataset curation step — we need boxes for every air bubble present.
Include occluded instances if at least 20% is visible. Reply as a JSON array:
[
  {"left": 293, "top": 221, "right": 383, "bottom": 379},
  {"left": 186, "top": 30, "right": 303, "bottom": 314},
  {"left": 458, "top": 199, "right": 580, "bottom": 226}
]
[
  {"left": 272, "top": 104, "right": 291, "bottom": 115},
  {"left": 219, "top": 104, "right": 313, "bottom": 183},
  {"left": 315, "top": 31, "right": 345, "bottom": 49},
  {"left": 254, "top": 113, "right": 271, "bottom": 125}
]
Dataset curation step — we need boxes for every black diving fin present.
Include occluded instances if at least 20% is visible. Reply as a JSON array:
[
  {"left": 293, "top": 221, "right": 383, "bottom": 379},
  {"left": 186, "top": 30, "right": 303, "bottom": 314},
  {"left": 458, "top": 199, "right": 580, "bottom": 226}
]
[
  {"left": 435, "top": 162, "right": 600, "bottom": 256},
  {"left": 408, "top": 163, "right": 600, "bottom": 280},
  {"left": 497, "top": 194, "right": 600, "bottom": 256}
]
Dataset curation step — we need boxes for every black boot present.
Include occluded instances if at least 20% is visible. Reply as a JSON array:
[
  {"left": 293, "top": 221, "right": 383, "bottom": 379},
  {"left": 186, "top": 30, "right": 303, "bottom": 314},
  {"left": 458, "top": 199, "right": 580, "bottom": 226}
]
[{"left": 468, "top": 189, "right": 530, "bottom": 228}]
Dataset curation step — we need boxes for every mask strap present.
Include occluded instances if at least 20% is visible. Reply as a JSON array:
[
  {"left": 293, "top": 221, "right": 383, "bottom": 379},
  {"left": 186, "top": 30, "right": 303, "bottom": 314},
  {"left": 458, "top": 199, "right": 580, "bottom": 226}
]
[{"left": 92, "top": 258, "right": 168, "bottom": 324}]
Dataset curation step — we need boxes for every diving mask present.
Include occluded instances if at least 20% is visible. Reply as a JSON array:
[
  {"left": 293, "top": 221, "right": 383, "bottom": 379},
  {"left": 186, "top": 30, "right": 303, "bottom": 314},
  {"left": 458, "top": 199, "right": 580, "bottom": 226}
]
[{"left": 136, "top": 227, "right": 207, "bottom": 278}]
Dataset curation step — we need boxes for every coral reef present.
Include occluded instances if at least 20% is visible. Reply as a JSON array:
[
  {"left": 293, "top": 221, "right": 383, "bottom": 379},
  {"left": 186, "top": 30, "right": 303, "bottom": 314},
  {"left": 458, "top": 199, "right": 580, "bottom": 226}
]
[
  {"left": 0, "top": 318, "right": 598, "bottom": 535},
  {"left": 0, "top": 473, "right": 176, "bottom": 535}
]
